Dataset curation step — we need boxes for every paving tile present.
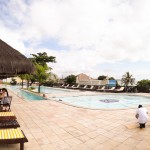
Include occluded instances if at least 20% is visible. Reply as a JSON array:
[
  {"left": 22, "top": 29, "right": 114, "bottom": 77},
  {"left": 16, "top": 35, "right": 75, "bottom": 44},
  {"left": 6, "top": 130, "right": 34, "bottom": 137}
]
[
  {"left": 3, "top": 88, "right": 150, "bottom": 150},
  {"left": 64, "top": 138, "right": 83, "bottom": 146}
]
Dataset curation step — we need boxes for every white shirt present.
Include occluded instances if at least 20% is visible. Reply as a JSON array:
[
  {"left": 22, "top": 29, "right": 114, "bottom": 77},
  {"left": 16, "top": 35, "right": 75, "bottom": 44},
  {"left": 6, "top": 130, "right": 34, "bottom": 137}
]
[{"left": 136, "top": 107, "right": 149, "bottom": 124}]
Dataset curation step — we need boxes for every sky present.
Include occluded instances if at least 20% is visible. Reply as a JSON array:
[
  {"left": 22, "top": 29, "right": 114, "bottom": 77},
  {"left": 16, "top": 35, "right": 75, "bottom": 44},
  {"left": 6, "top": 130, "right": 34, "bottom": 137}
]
[{"left": 0, "top": 0, "right": 150, "bottom": 81}]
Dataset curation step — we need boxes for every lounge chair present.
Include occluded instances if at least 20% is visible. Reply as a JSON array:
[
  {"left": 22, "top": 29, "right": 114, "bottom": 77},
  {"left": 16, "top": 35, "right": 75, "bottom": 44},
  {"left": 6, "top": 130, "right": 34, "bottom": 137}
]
[
  {"left": 96, "top": 86, "right": 105, "bottom": 92},
  {"left": 72, "top": 85, "right": 80, "bottom": 89},
  {"left": 85, "top": 85, "right": 94, "bottom": 91},
  {"left": 0, "top": 112, "right": 16, "bottom": 120},
  {"left": 105, "top": 87, "right": 115, "bottom": 92},
  {"left": 0, "top": 128, "right": 28, "bottom": 150},
  {"left": 79, "top": 85, "right": 88, "bottom": 90},
  {"left": 67, "top": 85, "right": 75, "bottom": 89},
  {"left": 0, "top": 112, "right": 20, "bottom": 129},
  {"left": 60, "top": 84, "right": 65, "bottom": 88},
  {"left": 0, "top": 120, "right": 20, "bottom": 129},
  {"left": 64, "top": 84, "right": 69, "bottom": 88},
  {"left": 113, "top": 87, "right": 125, "bottom": 93}
]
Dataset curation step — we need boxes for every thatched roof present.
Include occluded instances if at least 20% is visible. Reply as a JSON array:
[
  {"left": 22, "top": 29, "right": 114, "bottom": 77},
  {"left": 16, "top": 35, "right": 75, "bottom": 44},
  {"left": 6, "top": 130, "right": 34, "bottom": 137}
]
[{"left": 0, "top": 39, "right": 35, "bottom": 76}]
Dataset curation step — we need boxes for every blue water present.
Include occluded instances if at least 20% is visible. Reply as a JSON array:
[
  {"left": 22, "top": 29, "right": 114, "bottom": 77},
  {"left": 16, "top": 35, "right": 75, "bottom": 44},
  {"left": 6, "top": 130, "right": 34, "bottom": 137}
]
[
  {"left": 6, "top": 85, "right": 150, "bottom": 109},
  {"left": 33, "top": 86, "right": 71, "bottom": 93},
  {"left": 6, "top": 85, "right": 45, "bottom": 100},
  {"left": 6, "top": 85, "right": 71, "bottom": 100},
  {"left": 55, "top": 94, "right": 150, "bottom": 109}
]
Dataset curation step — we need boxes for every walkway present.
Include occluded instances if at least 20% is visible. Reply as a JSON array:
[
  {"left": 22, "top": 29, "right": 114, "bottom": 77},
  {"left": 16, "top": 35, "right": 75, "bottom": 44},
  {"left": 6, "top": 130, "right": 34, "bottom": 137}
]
[{"left": 0, "top": 89, "right": 150, "bottom": 150}]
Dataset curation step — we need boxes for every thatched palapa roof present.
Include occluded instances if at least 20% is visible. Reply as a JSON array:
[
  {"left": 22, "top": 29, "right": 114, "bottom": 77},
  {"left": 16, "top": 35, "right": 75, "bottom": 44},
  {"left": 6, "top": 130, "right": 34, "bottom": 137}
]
[{"left": 0, "top": 39, "right": 35, "bottom": 77}]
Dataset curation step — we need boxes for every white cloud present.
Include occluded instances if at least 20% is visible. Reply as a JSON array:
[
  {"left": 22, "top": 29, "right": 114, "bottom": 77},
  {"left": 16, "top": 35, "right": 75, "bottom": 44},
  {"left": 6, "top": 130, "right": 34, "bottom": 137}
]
[{"left": 0, "top": 0, "right": 150, "bottom": 80}]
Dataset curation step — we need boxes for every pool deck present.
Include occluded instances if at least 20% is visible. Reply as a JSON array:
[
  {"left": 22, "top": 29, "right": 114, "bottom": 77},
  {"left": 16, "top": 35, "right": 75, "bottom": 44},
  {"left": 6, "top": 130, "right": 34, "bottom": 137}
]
[{"left": 1, "top": 88, "right": 150, "bottom": 150}]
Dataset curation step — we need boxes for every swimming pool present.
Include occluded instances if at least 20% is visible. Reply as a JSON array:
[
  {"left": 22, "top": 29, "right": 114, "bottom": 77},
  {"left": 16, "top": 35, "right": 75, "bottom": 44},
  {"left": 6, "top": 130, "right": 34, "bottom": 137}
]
[
  {"left": 33, "top": 86, "right": 71, "bottom": 93},
  {"left": 6, "top": 85, "right": 45, "bottom": 100},
  {"left": 54, "top": 94, "right": 150, "bottom": 109},
  {"left": 6, "top": 85, "right": 72, "bottom": 100}
]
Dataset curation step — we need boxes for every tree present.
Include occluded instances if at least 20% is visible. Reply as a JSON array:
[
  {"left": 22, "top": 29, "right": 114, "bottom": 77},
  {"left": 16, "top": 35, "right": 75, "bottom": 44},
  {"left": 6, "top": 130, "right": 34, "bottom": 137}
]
[
  {"left": 30, "top": 52, "right": 56, "bottom": 93},
  {"left": 25, "top": 74, "right": 31, "bottom": 89},
  {"left": 98, "top": 75, "right": 107, "bottom": 80},
  {"left": 31, "top": 52, "right": 56, "bottom": 67},
  {"left": 137, "top": 80, "right": 150, "bottom": 92},
  {"left": 29, "top": 74, "right": 36, "bottom": 86},
  {"left": 35, "top": 64, "right": 49, "bottom": 93},
  {"left": 65, "top": 75, "right": 76, "bottom": 85},
  {"left": 109, "top": 77, "right": 115, "bottom": 80},
  {"left": 18, "top": 75, "right": 26, "bottom": 88},
  {"left": 121, "top": 72, "right": 135, "bottom": 91}
]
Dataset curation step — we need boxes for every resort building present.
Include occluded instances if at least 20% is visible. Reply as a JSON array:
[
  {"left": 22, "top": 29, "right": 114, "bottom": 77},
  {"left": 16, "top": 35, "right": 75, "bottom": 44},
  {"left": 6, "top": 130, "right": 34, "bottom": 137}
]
[{"left": 76, "top": 73, "right": 114, "bottom": 86}]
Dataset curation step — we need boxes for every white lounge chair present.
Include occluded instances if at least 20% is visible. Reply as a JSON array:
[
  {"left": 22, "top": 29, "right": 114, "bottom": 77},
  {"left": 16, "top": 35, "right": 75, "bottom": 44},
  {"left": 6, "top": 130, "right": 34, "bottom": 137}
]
[
  {"left": 85, "top": 85, "right": 94, "bottom": 90},
  {"left": 80, "top": 85, "right": 87, "bottom": 90},
  {"left": 105, "top": 87, "right": 115, "bottom": 92},
  {"left": 72, "top": 85, "right": 80, "bottom": 89},
  {"left": 64, "top": 84, "right": 69, "bottom": 88},
  {"left": 67, "top": 85, "right": 75, "bottom": 89},
  {"left": 96, "top": 86, "right": 105, "bottom": 91},
  {"left": 60, "top": 84, "right": 65, "bottom": 88},
  {"left": 113, "top": 87, "right": 125, "bottom": 92}
]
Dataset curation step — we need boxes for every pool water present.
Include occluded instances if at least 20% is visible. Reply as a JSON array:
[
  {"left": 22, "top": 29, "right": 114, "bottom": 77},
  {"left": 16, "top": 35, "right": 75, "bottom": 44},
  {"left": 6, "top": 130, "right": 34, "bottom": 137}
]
[
  {"left": 6, "top": 85, "right": 150, "bottom": 109},
  {"left": 55, "top": 94, "right": 150, "bottom": 109},
  {"left": 6, "top": 85, "right": 45, "bottom": 100},
  {"left": 33, "top": 86, "right": 71, "bottom": 93}
]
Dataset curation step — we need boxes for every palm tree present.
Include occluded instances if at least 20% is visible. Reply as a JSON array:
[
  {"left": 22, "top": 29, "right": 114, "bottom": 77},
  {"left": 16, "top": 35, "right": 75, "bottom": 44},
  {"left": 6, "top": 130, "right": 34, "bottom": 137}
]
[
  {"left": 35, "top": 64, "right": 49, "bottom": 93},
  {"left": 18, "top": 74, "right": 26, "bottom": 88},
  {"left": 121, "top": 72, "right": 135, "bottom": 91}
]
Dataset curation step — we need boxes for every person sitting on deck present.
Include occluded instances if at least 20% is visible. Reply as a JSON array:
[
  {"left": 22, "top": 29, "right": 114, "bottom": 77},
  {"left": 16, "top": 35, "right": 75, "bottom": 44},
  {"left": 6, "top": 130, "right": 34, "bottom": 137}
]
[
  {"left": 0, "top": 88, "right": 9, "bottom": 99},
  {"left": 0, "top": 88, "right": 10, "bottom": 111}
]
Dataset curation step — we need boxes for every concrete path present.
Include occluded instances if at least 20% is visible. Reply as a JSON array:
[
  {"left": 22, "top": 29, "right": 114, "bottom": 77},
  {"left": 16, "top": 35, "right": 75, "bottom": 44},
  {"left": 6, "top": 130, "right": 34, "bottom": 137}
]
[{"left": 0, "top": 89, "right": 150, "bottom": 150}]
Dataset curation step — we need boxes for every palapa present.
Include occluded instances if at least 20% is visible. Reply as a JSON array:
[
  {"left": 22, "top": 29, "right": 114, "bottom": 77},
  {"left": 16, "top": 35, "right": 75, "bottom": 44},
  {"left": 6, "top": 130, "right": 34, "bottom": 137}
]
[{"left": 0, "top": 39, "right": 35, "bottom": 77}]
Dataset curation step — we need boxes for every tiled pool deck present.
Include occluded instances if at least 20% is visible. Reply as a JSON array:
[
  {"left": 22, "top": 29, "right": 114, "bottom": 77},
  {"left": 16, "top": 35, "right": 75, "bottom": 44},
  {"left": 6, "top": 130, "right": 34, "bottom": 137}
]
[{"left": 0, "top": 89, "right": 150, "bottom": 150}]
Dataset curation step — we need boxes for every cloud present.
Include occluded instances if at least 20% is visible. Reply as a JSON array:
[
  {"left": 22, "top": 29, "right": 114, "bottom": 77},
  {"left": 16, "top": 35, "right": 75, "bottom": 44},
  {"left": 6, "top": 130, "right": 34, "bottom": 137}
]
[{"left": 0, "top": 0, "right": 150, "bottom": 80}]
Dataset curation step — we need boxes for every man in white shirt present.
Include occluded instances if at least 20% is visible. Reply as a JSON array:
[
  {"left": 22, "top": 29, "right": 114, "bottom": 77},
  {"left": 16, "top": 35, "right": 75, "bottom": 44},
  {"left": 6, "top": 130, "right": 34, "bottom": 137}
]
[{"left": 136, "top": 105, "right": 149, "bottom": 128}]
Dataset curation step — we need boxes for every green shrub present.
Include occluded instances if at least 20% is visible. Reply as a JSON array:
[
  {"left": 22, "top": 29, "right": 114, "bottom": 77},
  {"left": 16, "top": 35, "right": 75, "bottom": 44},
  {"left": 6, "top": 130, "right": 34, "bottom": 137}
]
[{"left": 137, "top": 80, "right": 150, "bottom": 93}]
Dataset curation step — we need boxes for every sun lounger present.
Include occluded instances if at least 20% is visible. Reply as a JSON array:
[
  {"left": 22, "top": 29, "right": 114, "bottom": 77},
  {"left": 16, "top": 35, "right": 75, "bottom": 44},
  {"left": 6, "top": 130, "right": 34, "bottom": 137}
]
[
  {"left": 72, "top": 85, "right": 80, "bottom": 89},
  {"left": 105, "top": 87, "right": 115, "bottom": 92},
  {"left": 113, "top": 87, "right": 125, "bottom": 92},
  {"left": 60, "top": 84, "right": 65, "bottom": 88},
  {"left": 81, "top": 85, "right": 87, "bottom": 90},
  {"left": 96, "top": 86, "right": 105, "bottom": 92},
  {"left": 67, "top": 85, "right": 75, "bottom": 89},
  {"left": 0, "top": 112, "right": 16, "bottom": 120},
  {"left": 85, "top": 85, "right": 94, "bottom": 91},
  {"left": 64, "top": 84, "right": 69, "bottom": 88},
  {"left": 0, "top": 120, "right": 20, "bottom": 129},
  {"left": 0, "top": 128, "right": 28, "bottom": 150},
  {"left": 0, "top": 112, "right": 20, "bottom": 129}
]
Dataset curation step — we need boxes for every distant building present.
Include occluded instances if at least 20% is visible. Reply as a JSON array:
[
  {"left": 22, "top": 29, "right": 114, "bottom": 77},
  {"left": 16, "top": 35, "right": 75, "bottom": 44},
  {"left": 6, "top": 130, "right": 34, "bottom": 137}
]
[{"left": 76, "top": 73, "right": 108, "bottom": 86}]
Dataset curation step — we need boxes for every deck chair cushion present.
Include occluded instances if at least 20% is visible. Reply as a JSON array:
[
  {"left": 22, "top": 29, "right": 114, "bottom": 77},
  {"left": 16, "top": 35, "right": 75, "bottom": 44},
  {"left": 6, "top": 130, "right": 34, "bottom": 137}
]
[
  {"left": 0, "top": 120, "right": 20, "bottom": 129},
  {"left": 0, "top": 112, "right": 16, "bottom": 120},
  {"left": 0, "top": 128, "right": 24, "bottom": 139},
  {"left": 0, "top": 128, "right": 28, "bottom": 150}
]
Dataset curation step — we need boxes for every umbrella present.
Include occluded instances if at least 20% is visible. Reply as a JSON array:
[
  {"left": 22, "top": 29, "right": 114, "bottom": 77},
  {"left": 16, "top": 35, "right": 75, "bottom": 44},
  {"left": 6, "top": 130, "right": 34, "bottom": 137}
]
[{"left": 0, "top": 39, "right": 35, "bottom": 77}]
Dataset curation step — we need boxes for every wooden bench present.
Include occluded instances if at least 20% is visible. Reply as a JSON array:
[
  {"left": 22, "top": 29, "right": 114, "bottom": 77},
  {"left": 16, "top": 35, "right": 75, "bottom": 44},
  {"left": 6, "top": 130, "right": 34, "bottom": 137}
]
[
  {"left": 0, "top": 112, "right": 16, "bottom": 120},
  {"left": 0, "top": 112, "right": 20, "bottom": 129},
  {"left": 0, "top": 128, "right": 28, "bottom": 150}
]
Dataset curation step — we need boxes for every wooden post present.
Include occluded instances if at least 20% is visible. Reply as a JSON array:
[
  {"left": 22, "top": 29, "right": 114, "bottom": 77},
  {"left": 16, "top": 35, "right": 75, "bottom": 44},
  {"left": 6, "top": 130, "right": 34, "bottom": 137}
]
[{"left": 20, "top": 142, "right": 24, "bottom": 150}]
